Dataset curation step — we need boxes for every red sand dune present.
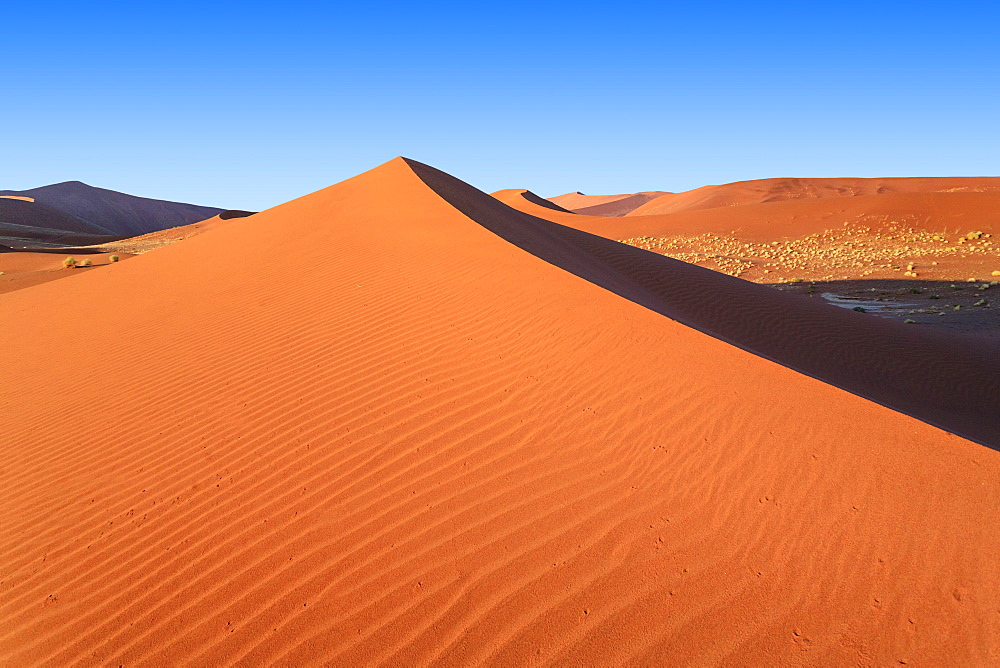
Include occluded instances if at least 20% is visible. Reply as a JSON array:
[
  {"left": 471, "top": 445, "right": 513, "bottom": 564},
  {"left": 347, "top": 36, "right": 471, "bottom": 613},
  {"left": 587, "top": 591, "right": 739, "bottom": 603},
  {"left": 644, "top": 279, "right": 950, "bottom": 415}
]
[
  {"left": 0, "top": 251, "right": 128, "bottom": 295},
  {"left": 0, "top": 181, "right": 225, "bottom": 246},
  {"left": 0, "top": 197, "right": 117, "bottom": 244},
  {"left": 498, "top": 187, "right": 1000, "bottom": 242},
  {"left": 494, "top": 189, "right": 585, "bottom": 225},
  {"left": 2, "top": 158, "right": 999, "bottom": 665},
  {"left": 548, "top": 191, "right": 668, "bottom": 216},
  {"left": 512, "top": 190, "right": 573, "bottom": 213},
  {"left": 628, "top": 176, "right": 1000, "bottom": 217},
  {"left": 0, "top": 213, "right": 240, "bottom": 296},
  {"left": 548, "top": 191, "right": 633, "bottom": 210}
]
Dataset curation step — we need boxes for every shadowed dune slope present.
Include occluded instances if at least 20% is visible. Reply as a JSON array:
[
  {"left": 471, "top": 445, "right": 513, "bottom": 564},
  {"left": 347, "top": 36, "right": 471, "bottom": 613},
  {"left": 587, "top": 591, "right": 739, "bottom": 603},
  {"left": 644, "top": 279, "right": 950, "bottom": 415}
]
[
  {"left": 219, "top": 209, "right": 257, "bottom": 220},
  {"left": 0, "top": 181, "right": 224, "bottom": 239},
  {"left": 513, "top": 190, "right": 573, "bottom": 213},
  {"left": 491, "top": 189, "right": 574, "bottom": 214},
  {"left": 629, "top": 176, "right": 1000, "bottom": 217},
  {"left": 570, "top": 193, "right": 668, "bottom": 217},
  {"left": 1, "top": 158, "right": 999, "bottom": 665},
  {"left": 548, "top": 191, "right": 631, "bottom": 209},
  {"left": 416, "top": 160, "right": 1000, "bottom": 446},
  {"left": 0, "top": 197, "right": 117, "bottom": 245},
  {"left": 547, "top": 191, "right": 669, "bottom": 216},
  {"left": 492, "top": 189, "right": 585, "bottom": 225}
]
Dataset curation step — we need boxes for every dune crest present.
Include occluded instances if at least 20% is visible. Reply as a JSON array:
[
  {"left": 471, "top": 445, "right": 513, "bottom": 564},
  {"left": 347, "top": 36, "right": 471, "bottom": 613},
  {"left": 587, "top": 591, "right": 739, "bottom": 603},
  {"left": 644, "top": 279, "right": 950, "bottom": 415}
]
[{"left": 2, "top": 157, "right": 999, "bottom": 665}]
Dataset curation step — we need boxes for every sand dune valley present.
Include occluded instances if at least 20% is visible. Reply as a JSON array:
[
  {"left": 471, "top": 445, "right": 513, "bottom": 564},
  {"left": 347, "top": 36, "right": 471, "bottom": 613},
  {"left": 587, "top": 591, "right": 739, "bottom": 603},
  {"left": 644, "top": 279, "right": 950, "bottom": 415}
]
[{"left": 3, "top": 158, "right": 1000, "bottom": 666}]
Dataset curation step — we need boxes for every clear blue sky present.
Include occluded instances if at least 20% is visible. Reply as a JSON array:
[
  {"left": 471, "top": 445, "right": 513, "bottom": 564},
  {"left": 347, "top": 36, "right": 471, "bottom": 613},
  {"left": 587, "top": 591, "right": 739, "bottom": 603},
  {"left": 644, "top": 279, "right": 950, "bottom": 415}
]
[{"left": 3, "top": 1, "right": 998, "bottom": 210}]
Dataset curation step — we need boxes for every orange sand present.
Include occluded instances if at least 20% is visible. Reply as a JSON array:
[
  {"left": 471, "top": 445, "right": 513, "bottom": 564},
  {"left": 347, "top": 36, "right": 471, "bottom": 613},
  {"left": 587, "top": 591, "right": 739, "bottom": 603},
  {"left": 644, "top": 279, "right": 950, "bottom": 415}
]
[
  {"left": 628, "top": 176, "right": 1000, "bottom": 217},
  {"left": 0, "top": 214, "right": 237, "bottom": 295},
  {"left": 1, "top": 159, "right": 999, "bottom": 665},
  {"left": 548, "top": 191, "right": 635, "bottom": 209},
  {"left": 548, "top": 191, "right": 668, "bottom": 216},
  {"left": 496, "top": 188, "right": 1000, "bottom": 282},
  {"left": 0, "top": 252, "right": 128, "bottom": 295}
]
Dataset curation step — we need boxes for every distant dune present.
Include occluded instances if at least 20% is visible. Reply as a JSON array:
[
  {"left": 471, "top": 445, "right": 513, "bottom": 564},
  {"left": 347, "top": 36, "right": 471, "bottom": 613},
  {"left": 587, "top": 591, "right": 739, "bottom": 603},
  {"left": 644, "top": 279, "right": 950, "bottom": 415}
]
[
  {"left": 218, "top": 209, "right": 257, "bottom": 220},
  {"left": 0, "top": 181, "right": 224, "bottom": 246},
  {"left": 524, "top": 190, "right": 1000, "bottom": 241},
  {"left": 0, "top": 197, "right": 116, "bottom": 246},
  {"left": 627, "top": 176, "right": 1000, "bottom": 217},
  {"left": 1, "top": 159, "right": 998, "bottom": 665},
  {"left": 548, "top": 191, "right": 625, "bottom": 209},
  {"left": 500, "top": 183, "right": 1000, "bottom": 287},
  {"left": 548, "top": 191, "right": 668, "bottom": 216}
]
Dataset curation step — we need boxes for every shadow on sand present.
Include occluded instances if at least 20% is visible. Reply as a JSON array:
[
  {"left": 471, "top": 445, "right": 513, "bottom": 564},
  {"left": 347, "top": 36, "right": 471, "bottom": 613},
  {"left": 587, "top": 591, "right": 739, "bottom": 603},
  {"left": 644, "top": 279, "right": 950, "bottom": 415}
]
[{"left": 406, "top": 158, "right": 1000, "bottom": 450}]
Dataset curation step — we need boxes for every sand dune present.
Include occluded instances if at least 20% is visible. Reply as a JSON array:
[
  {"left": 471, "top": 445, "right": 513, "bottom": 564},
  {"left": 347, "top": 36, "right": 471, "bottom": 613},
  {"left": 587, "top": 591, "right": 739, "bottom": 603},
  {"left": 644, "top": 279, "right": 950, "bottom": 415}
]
[
  {"left": 493, "top": 189, "right": 584, "bottom": 225},
  {"left": 548, "top": 191, "right": 668, "bottom": 216},
  {"left": 0, "top": 213, "right": 244, "bottom": 296},
  {"left": 548, "top": 191, "right": 632, "bottom": 209},
  {"left": 0, "top": 249, "right": 127, "bottom": 295},
  {"left": 2, "top": 158, "right": 999, "bottom": 665},
  {"left": 498, "top": 186, "right": 1000, "bottom": 282},
  {"left": 628, "top": 176, "right": 1000, "bottom": 217},
  {"left": 571, "top": 193, "right": 667, "bottom": 216},
  {"left": 0, "top": 197, "right": 117, "bottom": 243},
  {"left": 0, "top": 181, "right": 224, "bottom": 246},
  {"left": 509, "top": 190, "right": 573, "bottom": 213},
  {"left": 501, "top": 187, "right": 1000, "bottom": 241}
]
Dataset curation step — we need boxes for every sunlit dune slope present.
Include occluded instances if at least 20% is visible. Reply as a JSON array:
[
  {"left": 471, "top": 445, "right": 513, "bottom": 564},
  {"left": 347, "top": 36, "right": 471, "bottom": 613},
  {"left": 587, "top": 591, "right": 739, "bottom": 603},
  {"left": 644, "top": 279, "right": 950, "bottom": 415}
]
[
  {"left": 628, "top": 176, "right": 1000, "bottom": 217},
  {"left": 2, "top": 158, "right": 999, "bottom": 665},
  {"left": 0, "top": 213, "right": 246, "bottom": 296}
]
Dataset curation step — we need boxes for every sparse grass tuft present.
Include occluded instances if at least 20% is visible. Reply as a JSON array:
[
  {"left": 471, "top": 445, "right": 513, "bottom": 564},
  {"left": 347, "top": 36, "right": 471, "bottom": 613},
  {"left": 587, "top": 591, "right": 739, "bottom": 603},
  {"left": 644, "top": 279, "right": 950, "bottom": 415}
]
[
  {"left": 79, "top": 258, "right": 91, "bottom": 267},
  {"left": 109, "top": 254, "right": 120, "bottom": 263},
  {"left": 62, "top": 257, "right": 76, "bottom": 268}
]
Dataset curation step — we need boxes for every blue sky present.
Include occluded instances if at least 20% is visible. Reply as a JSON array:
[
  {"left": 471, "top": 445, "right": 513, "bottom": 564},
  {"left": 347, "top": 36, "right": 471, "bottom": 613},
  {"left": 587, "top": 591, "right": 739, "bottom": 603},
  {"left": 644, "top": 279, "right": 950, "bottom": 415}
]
[{"left": 3, "top": 1, "right": 998, "bottom": 210}]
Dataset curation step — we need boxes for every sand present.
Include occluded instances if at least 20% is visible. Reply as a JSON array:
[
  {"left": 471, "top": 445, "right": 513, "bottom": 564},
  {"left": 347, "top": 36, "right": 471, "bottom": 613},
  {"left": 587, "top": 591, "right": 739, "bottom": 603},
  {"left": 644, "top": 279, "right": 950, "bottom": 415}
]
[
  {"left": 548, "top": 191, "right": 635, "bottom": 210},
  {"left": 0, "top": 215, "right": 235, "bottom": 296},
  {"left": 498, "top": 188, "right": 1000, "bottom": 275},
  {"left": 1, "top": 158, "right": 999, "bottom": 665},
  {"left": 496, "top": 186, "right": 1000, "bottom": 340},
  {"left": 0, "top": 181, "right": 224, "bottom": 239},
  {"left": 627, "top": 176, "right": 1000, "bottom": 217},
  {"left": 0, "top": 251, "right": 129, "bottom": 295},
  {"left": 547, "top": 192, "right": 669, "bottom": 217}
]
